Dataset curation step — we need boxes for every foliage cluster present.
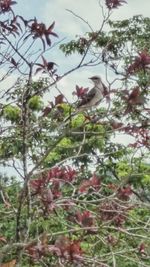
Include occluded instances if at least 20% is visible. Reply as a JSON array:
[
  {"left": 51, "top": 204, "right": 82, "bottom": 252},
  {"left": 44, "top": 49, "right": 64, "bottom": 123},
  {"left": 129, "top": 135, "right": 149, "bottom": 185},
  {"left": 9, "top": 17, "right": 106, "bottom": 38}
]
[{"left": 0, "top": 0, "right": 150, "bottom": 266}]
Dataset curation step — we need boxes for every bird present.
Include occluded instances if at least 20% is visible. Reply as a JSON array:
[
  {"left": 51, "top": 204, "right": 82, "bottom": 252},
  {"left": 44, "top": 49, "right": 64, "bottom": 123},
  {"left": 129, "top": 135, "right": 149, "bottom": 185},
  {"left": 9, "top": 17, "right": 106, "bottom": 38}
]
[
  {"left": 60, "top": 75, "right": 108, "bottom": 128},
  {"left": 77, "top": 75, "right": 108, "bottom": 110}
]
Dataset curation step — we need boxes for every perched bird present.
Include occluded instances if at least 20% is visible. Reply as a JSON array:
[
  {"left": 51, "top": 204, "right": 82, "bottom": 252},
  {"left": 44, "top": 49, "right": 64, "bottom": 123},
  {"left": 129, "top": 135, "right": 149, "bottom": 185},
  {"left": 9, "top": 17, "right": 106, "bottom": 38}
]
[
  {"left": 61, "top": 75, "right": 108, "bottom": 127},
  {"left": 77, "top": 75, "right": 108, "bottom": 110}
]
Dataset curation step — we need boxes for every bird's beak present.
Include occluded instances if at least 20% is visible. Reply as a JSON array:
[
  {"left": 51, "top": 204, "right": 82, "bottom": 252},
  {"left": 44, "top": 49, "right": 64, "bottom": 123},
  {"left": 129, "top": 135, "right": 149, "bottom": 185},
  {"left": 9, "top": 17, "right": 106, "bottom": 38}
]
[{"left": 88, "top": 77, "right": 93, "bottom": 80}]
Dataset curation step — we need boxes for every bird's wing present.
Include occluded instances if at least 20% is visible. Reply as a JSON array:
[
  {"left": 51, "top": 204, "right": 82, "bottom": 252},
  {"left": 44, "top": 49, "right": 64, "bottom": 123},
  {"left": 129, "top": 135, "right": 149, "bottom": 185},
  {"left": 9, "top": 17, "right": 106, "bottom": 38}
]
[{"left": 77, "top": 88, "right": 96, "bottom": 107}]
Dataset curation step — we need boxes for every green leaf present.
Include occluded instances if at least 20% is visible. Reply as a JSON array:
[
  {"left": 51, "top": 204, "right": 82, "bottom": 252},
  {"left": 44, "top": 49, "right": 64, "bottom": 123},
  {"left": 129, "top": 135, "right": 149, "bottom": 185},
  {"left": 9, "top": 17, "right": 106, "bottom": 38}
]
[
  {"left": 28, "top": 95, "right": 43, "bottom": 110},
  {"left": 3, "top": 105, "right": 20, "bottom": 122}
]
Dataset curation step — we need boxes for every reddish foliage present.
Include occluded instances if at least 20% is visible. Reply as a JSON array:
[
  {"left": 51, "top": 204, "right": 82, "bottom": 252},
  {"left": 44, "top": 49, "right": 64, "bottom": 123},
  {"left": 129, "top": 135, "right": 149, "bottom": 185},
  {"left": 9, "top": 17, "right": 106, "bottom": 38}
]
[
  {"left": 105, "top": 0, "right": 126, "bottom": 9},
  {"left": 76, "top": 210, "right": 94, "bottom": 227},
  {"left": 42, "top": 93, "right": 64, "bottom": 117},
  {"left": 139, "top": 243, "right": 145, "bottom": 253},
  {"left": 128, "top": 51, "right": 150, "bottom": 74},
  {"left": 122, "top": 86, "right": 145, "bottom": 114},
  {"left": 54, "top": 236, "right": 83, "bottom": 262},
  {"left": 47, "top": 166, "right": 77, "bottom": 182},
  {"left": 42, "top": 106, "right": 52, "bottom": 116},
  {"left": 99, "top": 201, "right": 130, "bottom": 226},
  {"left": 0, "top": 0, "right": 16, "bottom": 14},
  {"left": 55, "top": 94, "right": 64, "bottom": 105},
  {"left": 117, "top": 186, "right": 133, "bottom": 201},
  {"left": 0, "top": 16, "right": 21, "bottom": 37},
  {"left": 26, "top": 19, "right": 58, "bottom": 50},
  {"left": 79, "top": 174, "right": 101, "bottom": 193},
  {"left": 26, "top": 234, "right": 48, "bottom": 260},
  {"left": 90, "top": 175, "right": 101, "bottom": 190},
  {"left": 11, "top": 57, "right": 18, "bottom": 67},
  {"left": 35, "top": 56, "right": 57, "bottom": 74},
  {"left": 31, "top": 175, "right": 60, "bottom": 202},
  {"left": 31, "top": 20, "right": 57, "bottom": 39},
  {"left": 30, "top": 167, "right": 76, "bottom": 212},
  {"left": 128, "top": 87, "right": 143, "bottom": 105},
  {"left": 107, "top": 235, "right": 118, "bottom": 245},
  {"left": 31, "top": 167, "right": 76, "bottom": 191},
  {"left": 107, "top": 183, "right": 118, "bottom": 191},
  {"left": 123, "top": 124, "right": 150, "bottom": 148},
  {"left": 0, "top": 236, "right": 7, "bottom": 243},
  {"left": 138, "top": 243, "right": 147, "bottom": 256},
  {"left": 27, "top": 244, "right": 45, "bottom": 261},
  {"left": 30, "top": 177, "right": 45, "bottom": 193},
  {"left": 73, "top": 85, "right": 89, "bottom": 99}
]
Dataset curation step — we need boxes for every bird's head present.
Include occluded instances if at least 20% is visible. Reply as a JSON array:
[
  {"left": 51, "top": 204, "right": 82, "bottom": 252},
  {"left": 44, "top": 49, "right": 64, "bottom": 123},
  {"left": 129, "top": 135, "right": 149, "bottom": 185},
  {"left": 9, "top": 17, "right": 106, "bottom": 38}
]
[{"left": 89, "top": 75, "right": 102, "bottom": 86}]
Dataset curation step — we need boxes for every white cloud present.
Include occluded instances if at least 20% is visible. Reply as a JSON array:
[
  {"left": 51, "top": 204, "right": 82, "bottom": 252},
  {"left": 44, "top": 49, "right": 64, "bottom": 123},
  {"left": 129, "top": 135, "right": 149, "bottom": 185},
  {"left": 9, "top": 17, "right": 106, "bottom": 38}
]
[
  {"left": 42, "top": 0, "right": 149, "bottom": 38},
  {"left": 42, "top": 0, "right": 103, "bottom": 37}
]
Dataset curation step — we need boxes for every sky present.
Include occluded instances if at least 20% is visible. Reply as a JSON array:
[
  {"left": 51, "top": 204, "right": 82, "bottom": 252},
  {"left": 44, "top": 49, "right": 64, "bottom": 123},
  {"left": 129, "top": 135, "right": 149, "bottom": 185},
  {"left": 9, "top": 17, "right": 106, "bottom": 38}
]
[
  {"left": 0, "top": 0, "right": 149, "bottom": 176},
  {"left": 16, "top": 1, "right": 150, "bottom": 36},
  {"left": 13, "top": 0, "right": 150, "bottom": 98}
]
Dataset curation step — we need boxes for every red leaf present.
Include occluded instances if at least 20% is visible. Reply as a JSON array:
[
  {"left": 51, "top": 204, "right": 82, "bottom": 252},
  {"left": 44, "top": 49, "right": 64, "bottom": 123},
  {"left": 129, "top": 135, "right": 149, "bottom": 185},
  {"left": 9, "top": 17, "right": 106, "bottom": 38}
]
[
  {"left": 45, "top": 34, "right": 51, "bottom": 46},
  {"left": 55, "top": 94, "right": 64, "bottom": 105},
  {"left": 55, "top": 236, "right": 82, "bottom": 261},
  {"left": 128, "top": 50, "right": 150, "bottom": 74},
  {"left": 47, "top": 62, "right": 56, "bottom": 71},
  {"left": 128, "top": 87, "right": 140, "bottom": 101},
  {"left": 139, "top": 243, "right": 146, "bottom": 255},
  {"left": 49, "top": 31, "right": 58, "bottom": 38},
  {"left": 0, "top": 236, "right": 7, "bottom": 243},
  {"left": 47, "top": 21, "right": 58, "bottom": 37},
  {"left": 11, "top": 57, "right": 18, "bottom": 67},
  {"left": 69, "top": 240, "right": 82, "bottom": 260},
  {"left": 79, "top": 175, "right": 100, "bottom": 193},
  {"left": 30, "top": 178, "right": 44, "bottom": 193},
  {"left": 41, "top": 37, "right": 46, "bottom": 51},
  {"left": 73, "top": 85, "right": 89, "bottom": 99},
  {"left": 41, "top": 56, "right": 48, "bottom": 68},
  {"left": 90, "top": 174, "right": 101, "bottom": 189},
  {"left": 47, "top": 21, "right": 55, "bottom": 33},
  {"left": 79, "top": 180, "right": 91, "bottom": 193},
  {"left": 99, "top": 201, "right": 127, "bottom": 226},
  {"left": 76, "top": 210, "right": 94, "bottom": 227},
  {"left": 117, "top": 186, "right": 133, "bottom": 201},
  {"left": 105, "top": 0, "right": 126, "bottom": 9},
  {"left": 43, "top": 106, "right": 52, "bottom": 116},
  {"left": 0, "top": 0, "right": 17, "bottom": 14}
]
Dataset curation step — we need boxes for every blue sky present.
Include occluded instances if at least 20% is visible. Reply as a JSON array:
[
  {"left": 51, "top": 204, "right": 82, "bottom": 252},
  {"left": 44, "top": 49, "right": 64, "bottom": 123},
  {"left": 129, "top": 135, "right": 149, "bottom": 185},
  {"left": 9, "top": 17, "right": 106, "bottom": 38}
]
[
  {"left": 15, "top": 0, "right": 150, "bottom": 36},
  {"left": 13, "top": 0, "right": 150, "bottom": 98}
]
